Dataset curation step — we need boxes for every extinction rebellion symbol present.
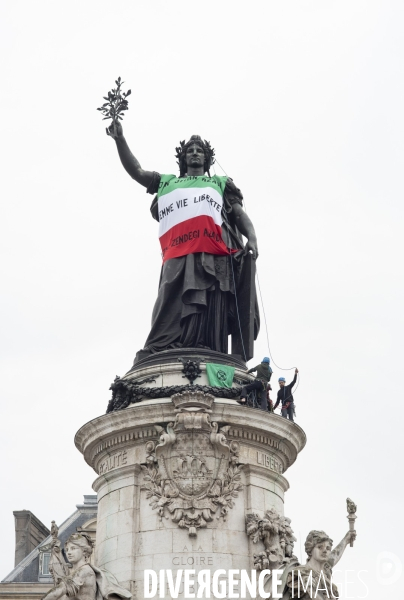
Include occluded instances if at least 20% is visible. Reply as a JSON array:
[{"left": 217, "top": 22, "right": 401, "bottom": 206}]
[{"left": 217, "top": 370, "right": 227, "bottom": 382}]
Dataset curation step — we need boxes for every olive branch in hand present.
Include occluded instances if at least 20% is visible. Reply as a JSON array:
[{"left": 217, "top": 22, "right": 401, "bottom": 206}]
[{"left": 97, "top": 77, "right": 131, "bottom": 132}]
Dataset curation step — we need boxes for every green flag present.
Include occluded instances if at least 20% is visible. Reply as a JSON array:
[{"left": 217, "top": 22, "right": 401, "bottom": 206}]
[{"left": 206, "top": 363, "right": 235, "bottom": 388}]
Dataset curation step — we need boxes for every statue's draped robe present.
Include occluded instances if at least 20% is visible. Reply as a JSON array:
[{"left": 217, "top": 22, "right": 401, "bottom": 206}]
[
  {"left": 58, "top": 564, "right": 131, "bottom": 600},
  {"left": 143, "top": 174, "right": 260, "bottom": 355}
]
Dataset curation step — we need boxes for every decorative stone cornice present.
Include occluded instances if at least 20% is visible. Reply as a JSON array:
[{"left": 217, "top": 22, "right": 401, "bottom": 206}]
[
  {"left": 227, "top": 426, "right": 294, "bottom": 469},
  {"left": 243, "top": 463, "right": 290, "bottom": 493},
  {"left": 75, "top": 400, "right": 306, "bottom": 476},
  {"left": 0, "top": 583, "right": 52, "bottom": 598},
  {"left": 106, "top": 350, "right": 255, "bottom": 413},
  {"left": 106, "top": 382, "right": 242, "bottom": 413},
  {"left": 92, "top": 464, "right": 142, "bottom": 493},
  {"left": 93, "top": 427, "right": 159, "bottom": 459}
]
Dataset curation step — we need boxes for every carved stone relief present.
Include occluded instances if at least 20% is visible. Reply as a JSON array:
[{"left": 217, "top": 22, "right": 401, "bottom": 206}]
[
  {"left": 246, "top": 508, "right": 297, "bottom": 571},
  {"left": 141, "top": 391, "right": 243, "bottom": 536},
  {"left": 177, "top": 358, "right": 202, "bottom": 384}
]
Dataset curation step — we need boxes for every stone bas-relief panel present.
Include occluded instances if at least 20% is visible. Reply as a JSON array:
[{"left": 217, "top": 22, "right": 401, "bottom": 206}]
[
  {"left": 246, "top": 508, "right": 297, "bottom": 570},
  {"left": 140, "top": 391, "right": 243, "bottom": 537}
]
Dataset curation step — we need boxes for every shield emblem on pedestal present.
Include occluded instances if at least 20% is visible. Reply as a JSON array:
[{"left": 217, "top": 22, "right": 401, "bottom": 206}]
[{"left": 142, "top": 391, "right": 243, "bottom": 536}]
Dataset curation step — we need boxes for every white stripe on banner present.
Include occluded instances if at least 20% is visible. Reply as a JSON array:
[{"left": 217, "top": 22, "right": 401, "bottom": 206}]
[{"left": 158, "top": 186, "right": 223, "bottom": 237}]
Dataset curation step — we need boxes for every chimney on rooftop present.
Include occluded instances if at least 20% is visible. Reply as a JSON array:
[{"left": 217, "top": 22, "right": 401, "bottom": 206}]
[{"left": 13, "top": 510, "right": 50, "bottom": 567}]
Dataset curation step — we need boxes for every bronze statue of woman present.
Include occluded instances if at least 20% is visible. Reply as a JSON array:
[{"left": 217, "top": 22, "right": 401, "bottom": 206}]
[{"left": 107, "top": 123, "right": 260, "bottom": 361}]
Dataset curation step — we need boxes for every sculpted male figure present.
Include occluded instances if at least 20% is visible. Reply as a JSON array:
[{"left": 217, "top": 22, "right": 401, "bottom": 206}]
[{"left": 107, "top": 123, "right": 259, "bottom": 359}]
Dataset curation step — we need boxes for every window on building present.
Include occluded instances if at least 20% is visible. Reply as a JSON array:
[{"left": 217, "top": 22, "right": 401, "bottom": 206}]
[{"left": 41, "top": 552, "right": 51, "bottom": 575}]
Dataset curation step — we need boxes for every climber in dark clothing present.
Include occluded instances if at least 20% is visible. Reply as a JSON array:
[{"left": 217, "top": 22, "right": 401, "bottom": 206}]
[
  {"left": 239, "top": 357, "right": 273, "bottom": 411},
  {"left": 273, "top": 368, "right": 299, "bottom": 421}
]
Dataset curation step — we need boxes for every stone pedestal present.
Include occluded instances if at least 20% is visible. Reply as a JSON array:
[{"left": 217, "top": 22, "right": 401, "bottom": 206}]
[{"left": 75, "top": 352, "right": 306, "bottom": 598}]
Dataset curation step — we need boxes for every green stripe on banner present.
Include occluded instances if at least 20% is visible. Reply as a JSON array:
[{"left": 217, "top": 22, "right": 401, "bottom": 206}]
[
  {"left": 206, "top": 363, "right": 235, "bottom": 388},
  {"left": 158, "top": 174, "right": 227, "bottom": 198}
]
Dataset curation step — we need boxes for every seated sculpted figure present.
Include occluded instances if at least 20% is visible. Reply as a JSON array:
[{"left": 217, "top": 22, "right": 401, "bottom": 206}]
[
  {"left": 43, "top": 533, "right": 131, "bottom": 600},
  {"left": 283, "top": 529, "right": 356, "bottom": 599},
  {"left": 107, "top": 123, "right": 260, "bottom": 358}
]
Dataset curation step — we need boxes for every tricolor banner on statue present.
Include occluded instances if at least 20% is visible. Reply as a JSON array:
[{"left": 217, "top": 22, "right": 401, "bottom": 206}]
[{"left": 157, "top": 174, "right": 235, "bottom": 262}]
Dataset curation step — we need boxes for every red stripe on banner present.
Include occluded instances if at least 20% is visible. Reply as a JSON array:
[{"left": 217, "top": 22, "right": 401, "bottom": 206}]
[{"left": 159, "top": 215, "right": 234, "bottom": 262}]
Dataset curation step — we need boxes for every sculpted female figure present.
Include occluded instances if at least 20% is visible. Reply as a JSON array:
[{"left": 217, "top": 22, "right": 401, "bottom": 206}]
[
  {"left": 43, "top": 533, "right": 131, "bottom": 600},
  {"left": 107, "top": 123, "right": 259, "bottom": 360},
  {"left": 283, "top": 529, "right": 356, "bottom": 599}
]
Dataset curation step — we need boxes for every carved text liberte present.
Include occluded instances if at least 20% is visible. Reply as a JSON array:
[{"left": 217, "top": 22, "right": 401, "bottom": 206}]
[{"left": 257, "top": 451, "right": 283, "bottom": 473}]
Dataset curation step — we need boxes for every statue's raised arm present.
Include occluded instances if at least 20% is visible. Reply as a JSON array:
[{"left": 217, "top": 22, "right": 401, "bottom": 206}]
[
  {"left": 106, "top": 121, "right": 155, "bottom": 189},
  {"left": 328, "top": 529, "right": 357, "bottom": 568}
]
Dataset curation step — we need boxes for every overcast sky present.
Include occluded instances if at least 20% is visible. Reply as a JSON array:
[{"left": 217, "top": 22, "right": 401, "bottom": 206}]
[{"left": 1, "top": 1, "right": 403, "bottom": 598}]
